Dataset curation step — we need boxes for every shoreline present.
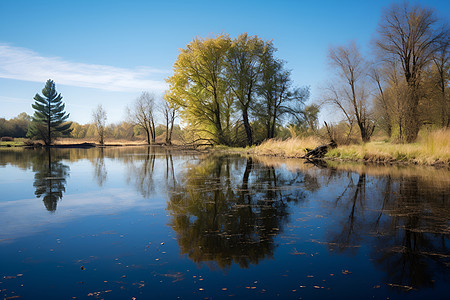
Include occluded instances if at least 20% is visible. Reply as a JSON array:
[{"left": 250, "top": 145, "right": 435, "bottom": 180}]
[
  {"left": 246, "top": 150, "right": 449, "bottom": 168},
  {"left": 1, "top": 140, "right": 449, "bottom": 168}
]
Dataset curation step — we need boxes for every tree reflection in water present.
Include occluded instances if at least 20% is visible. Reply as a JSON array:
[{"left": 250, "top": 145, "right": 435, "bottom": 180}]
[
  {"left": 167, "top": 155, "right": 308, "bottom": 270},
  {"left": 93, "top": 148, "right": 107, "bottom": 186},
  {"left": 372, "top": 176, "right": 449, "bottom": 290},
  {"left": 32, "top": 149, "right": 70, "bottom": 212},
  {"left": 322, "top": 168, "right": 449, "bottom": 291},
  {"left": 126, "top": 146, "right": 156, "bottom": 198}
]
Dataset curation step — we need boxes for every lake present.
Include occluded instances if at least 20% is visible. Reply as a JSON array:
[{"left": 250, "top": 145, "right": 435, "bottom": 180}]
[{"left": 0, "top": 146, "right": 449, "bottom": 299}]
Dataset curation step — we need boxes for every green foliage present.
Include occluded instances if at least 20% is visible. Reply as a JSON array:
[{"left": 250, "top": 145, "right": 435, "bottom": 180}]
[
  {"left": 165, "top": 33, "right": 311, "bottom": 146},
  {"left": 27, "top": 79, "right": 72, "bottom": 145},
  {"left": 167, "top": 33, "right": 232, "bottom": 145}
]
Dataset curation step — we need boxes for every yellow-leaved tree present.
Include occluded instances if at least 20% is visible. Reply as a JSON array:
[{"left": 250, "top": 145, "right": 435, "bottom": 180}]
[{"left": 166, "top": 34, "right": 232, "bottom": 145}]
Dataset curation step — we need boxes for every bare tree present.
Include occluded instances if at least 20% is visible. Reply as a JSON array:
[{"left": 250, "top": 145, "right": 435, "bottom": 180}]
[
  {"left": 92, "top": 104, "right": 107, "bottom": 145},
  {"left": 127, "top": 92, "right": 156, "bottom": 145},
  {"left": 327, "top": 42, "right": 375, "bottom": 142},
  {"left": 370, "top": 66, "right": 390, "bottom": 136},
  {"left": 161, "top": 95, "right": 177, "bottom": 145},
  {"left": 374, "top": 2, "right": 447, "bottom": 141},
  {"left": 432, "top": 32, "right": 450, "bottom": 127}
]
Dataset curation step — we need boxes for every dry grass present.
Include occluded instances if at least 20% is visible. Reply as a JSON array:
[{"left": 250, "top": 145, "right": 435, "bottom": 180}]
[
  {"left": 252, "top": 136, "right": 325, "bottom": 158},
  {"left": 251, "top": 129, "right": 449, "bottom": 166},
  {"left": 327, "top": 129, "right": 450, "bottom": 165}
]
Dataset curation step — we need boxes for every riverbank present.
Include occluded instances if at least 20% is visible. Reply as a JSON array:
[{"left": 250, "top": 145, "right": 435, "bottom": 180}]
[
  {"left": 247, "top": 130, "right": 449, "bottom": 167},
  {"left": 0, "top": 138, "right": 150, "bottom": 148},
  {"left": 2, "top": 130, "right": 449, "bottom": 167}
]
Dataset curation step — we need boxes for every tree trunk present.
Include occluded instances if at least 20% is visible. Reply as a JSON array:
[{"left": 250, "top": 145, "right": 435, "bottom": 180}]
[
  {"left": 145, "top": 128, "right": 151, "bottom": 145},
  {"left": 358, "top": 122, "right": 371, "bottom": 143},
  {"left": 150, "top": 119, "right": 156, "bottom": 144},
  {"left": 270, "top": 114, "right": 276, "bottom": 139},
  {"left": 165, "top": 115, "right": 169, "bottom": 145},
  {"left": 242, "top": 109, "right": 253, "bottom": 146},
  {"left": 167, "top": 111, "right": 175, "bottom": 145},
  {"left": 403, "top": 88, "right": 420, "bottom": 142},
  {"left": 47, "top": 102, "right": 51, "bottom": 146}
]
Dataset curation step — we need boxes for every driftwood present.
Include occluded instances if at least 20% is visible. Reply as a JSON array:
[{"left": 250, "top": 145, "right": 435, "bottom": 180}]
[{"left": 304, "top": 140, "right": 337, "bottom": 159}]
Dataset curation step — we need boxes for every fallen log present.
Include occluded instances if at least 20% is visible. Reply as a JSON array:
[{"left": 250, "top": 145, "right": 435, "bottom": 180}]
[{"left": 304, "top": 140, "right": 337, "bottom": 159}]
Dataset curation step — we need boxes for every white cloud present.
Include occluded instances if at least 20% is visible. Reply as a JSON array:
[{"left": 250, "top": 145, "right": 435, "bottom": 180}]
[{"left": 0, "top": 44, "right": 169, "bottom": 92}]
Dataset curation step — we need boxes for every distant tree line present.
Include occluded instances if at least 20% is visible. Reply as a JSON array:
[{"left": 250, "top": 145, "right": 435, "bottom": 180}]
[
  {"left": 0, "top": 112, "right": 31, "bottom": 138},
  {"left": 1, "top": 111, "right": 181, "bottom": 143}
]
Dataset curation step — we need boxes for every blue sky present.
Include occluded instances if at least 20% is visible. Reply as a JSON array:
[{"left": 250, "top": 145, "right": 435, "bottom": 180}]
[{"left": 1, "top": 0, "right": 449, "bottom": 124}]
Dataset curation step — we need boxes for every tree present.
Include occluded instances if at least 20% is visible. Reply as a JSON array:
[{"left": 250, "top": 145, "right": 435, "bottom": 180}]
[
  {"left": 225, "top": 33, "right": 267, "bottom": 146},
  {"left": 161, "top": 94, "right": 177, "bottom": 145},
  {"left": 370, "top": 65, "right": 392, "bottom": 137},
  {"left": 374, "top": 2, "right": 447, "bottom": 142},
  {"left": 257, "top": 55, "right": 309, "bottom": 140},
  {"left": 27, "top": 79, "right": 72, "bottom": 145},
  {"left": 127, "top": 92, "right": 156, "bottom": 145},
  {"left": 92, "top": 104, "right": 107, "bottom": 145},
  {"left": 431, "top": 33, "right": 450, "bottom": 127},
  {"left": 296, "top": 103, "right": 320, "bottom": 136},
  {"left": 165, "top": 33, "right": 308, "bottom": 145},
  {"left": 327, "top": 42, "right": 375, "bottom": 142},
  {"left": 166, "top": 34, "right": 232, "bottom": 145}
]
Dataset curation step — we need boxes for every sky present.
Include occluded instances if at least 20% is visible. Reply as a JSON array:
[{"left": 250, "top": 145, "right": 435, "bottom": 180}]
[{"left": 1, "top": 0, "right": 449, "bottom": 125}]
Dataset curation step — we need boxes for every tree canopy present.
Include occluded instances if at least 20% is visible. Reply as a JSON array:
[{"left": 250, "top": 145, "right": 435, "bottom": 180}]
[{"left": 165, "top": 33, "right": 309, "bottom": 146}]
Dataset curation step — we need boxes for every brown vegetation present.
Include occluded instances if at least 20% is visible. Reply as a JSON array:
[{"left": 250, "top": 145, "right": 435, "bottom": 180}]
[{"left": 250, "top": 129, "right": 450, "bottom": 166}]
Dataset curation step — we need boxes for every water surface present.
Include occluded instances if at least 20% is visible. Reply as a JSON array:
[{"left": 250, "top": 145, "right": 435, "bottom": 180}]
[{"left": 0, "top": 147, "right": 449, "bottom": 299}]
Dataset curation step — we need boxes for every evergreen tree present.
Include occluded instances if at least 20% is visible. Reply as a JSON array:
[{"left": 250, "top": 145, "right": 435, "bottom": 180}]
[{"left": 27, "top": 79, "right": 72, "bottom": 145}]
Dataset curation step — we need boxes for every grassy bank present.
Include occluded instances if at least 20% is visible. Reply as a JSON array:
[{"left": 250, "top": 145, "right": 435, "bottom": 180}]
[
  {"left": 250, "top": 129, "right": 449, "bottom": 166},
  {"left": 0, "top": 138, "right": 26, "bottom": 147}
]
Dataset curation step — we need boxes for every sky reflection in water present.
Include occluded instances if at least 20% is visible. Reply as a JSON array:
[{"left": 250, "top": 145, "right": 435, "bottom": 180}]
[{"left": 0, "top": 147, "right": 448, "bottom": 299}]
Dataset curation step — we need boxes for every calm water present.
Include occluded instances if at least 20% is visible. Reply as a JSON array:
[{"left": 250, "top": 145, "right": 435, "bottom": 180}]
[{"left": 0, "top": 147, "right": 449, "bottom": 299}]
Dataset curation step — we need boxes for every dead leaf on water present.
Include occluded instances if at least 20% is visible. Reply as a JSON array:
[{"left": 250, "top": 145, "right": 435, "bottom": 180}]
[{"left": 386, "top": 283, "right": 415, "bottom": 291}]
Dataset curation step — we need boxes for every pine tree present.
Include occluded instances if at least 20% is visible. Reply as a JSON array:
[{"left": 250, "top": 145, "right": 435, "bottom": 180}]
[{"left": 27, "top": 79, "right": 72, "bottom": 145}]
